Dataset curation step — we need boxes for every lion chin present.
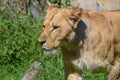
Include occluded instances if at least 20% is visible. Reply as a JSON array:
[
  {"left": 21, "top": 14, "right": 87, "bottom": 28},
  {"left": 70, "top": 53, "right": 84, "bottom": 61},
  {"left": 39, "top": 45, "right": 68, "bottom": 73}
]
[
  {"left": 41, "top": 42, "right": 60, "bottom": 55},
  {"left": 43, "top": 48, "right": 58, "bottom": 55}
]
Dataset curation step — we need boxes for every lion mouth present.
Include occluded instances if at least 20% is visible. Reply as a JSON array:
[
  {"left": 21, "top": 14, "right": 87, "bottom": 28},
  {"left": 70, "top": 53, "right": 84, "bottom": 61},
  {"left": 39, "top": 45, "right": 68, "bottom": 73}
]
[
  {"left": 43, "top": 49, "right": 57, "bottom": 55},
  {"left": 41, "top": 46, "right": 58, "bottom": 55}
]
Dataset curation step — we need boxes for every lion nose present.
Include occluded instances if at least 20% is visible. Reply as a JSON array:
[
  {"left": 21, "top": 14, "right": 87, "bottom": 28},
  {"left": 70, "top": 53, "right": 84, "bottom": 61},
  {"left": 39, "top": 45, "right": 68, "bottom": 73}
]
[
  {"left": 38, "top": 37, "right": 46, "bottom": 45},
  {"left": 40, "top": 40, "right": 46, "bottom": 45},
  {"left": 39, "top": 39, "right": 46, "bottom": 45}
]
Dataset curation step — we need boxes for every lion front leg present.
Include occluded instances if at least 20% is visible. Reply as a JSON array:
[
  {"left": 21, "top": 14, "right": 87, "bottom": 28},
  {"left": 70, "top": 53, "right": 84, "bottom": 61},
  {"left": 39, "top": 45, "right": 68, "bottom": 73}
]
[
  {"left": 67, "top": 73, "right": 82, "bottom": 80},
  {"left": 108, "top": 59, "right": 120, "bottom": 80},
  {"left": 64, "top": 61, "right": 82, "bottom": 80}
]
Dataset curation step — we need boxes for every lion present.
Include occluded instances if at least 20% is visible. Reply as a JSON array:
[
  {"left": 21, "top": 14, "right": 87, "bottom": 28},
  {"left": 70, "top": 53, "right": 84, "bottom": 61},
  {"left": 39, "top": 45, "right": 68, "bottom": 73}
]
[{"left": 38, "top": 4, "right": 120, "bottom": 80}]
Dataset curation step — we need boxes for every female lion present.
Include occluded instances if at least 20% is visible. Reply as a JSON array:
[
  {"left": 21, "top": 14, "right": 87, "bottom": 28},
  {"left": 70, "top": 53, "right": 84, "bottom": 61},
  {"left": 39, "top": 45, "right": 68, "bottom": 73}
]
[{"left": 38, "top": 4, "right": 120, "bottom": 80}]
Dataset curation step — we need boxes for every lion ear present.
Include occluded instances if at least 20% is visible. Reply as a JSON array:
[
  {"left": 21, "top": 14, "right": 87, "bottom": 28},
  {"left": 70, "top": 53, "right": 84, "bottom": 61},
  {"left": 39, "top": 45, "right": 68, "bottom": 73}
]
[
  {"left": 46, "top": 4, "right": 60, "bottom": 13},
  {"left": 70, "top": 8, "right": 82, "bottom": 28},
  {"left": 46, "top": 0, "right": 51, "bottom": 6},
  {"left": 70, "top": 8, "right": 82, "bottom": 22},
  {"left": 46, "top": 0, "right": 60, "bottom": 13}
]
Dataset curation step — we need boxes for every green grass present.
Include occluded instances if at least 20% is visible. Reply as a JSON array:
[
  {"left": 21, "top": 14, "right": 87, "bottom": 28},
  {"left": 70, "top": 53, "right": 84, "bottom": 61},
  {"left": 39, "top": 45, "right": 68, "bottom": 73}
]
[{"left": 0, "top": 14, "right": 106, "bottom": 80}]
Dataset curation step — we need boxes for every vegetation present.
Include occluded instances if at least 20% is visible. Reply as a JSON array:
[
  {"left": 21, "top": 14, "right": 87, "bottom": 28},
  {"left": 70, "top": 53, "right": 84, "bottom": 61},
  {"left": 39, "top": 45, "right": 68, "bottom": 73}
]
[
  {"left": 0, "top": 0, "right": 106, "bottom": 80},
  {"left": 0, "top": 12, "right": 106, "bottom": 80}
]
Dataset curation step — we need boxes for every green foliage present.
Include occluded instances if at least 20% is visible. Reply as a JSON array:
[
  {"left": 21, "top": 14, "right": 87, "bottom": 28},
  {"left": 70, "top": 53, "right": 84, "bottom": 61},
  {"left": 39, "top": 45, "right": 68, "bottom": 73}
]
[
  {"left": 50, "top": 0, "right": 61, "bottom": 5},
  {"left": 0, "top": 14, "right": 42, "bottom": 65},
  {"left": 50, "top": 0, "right": 70, "bottom": 6},
  {"left": 0, "top": 12, "right": 105, "bottom": 80},
  {"left": 0, "top": 13, "right": 65, "bottom": 80}
]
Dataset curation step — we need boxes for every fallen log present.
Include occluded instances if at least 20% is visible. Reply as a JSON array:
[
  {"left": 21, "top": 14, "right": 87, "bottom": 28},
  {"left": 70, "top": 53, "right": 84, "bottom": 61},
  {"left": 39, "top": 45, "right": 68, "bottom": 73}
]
[{"left": 21, "top": 61, "right": 43, "bottom": 80}]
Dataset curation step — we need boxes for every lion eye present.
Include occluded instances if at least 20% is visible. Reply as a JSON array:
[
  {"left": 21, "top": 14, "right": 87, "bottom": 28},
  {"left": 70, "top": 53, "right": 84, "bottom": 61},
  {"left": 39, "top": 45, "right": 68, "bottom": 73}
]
[
  {"left": 53, "top": 26, "right": 59, "bottom": 30},
  {"left": 43, "top": 25, "right": 45, "bottom": 28}
]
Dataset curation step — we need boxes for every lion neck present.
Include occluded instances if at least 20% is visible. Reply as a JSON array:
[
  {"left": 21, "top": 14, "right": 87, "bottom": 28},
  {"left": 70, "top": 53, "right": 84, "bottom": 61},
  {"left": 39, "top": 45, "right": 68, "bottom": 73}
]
[{"left": 60, "top": 16, "right": 91, "bottom": 60}]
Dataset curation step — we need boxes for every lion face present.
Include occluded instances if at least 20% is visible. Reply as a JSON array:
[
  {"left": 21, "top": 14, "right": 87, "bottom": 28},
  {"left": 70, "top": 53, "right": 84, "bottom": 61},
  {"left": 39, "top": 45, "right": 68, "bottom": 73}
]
[{"left": 38, "top": 5, "right": 82, "bottom": 54}]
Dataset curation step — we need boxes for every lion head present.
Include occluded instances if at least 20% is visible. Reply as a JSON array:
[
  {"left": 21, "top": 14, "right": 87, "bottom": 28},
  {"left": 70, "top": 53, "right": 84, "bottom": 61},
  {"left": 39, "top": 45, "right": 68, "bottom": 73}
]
[{"left": 38, "top": 5, "right": 82, "bottom": 54}]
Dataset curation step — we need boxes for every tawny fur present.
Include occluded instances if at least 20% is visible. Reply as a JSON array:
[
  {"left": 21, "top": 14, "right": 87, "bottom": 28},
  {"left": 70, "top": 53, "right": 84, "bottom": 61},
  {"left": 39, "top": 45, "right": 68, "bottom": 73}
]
[{"left": 38, "top": 5, "right": 120, "bottom": 80}]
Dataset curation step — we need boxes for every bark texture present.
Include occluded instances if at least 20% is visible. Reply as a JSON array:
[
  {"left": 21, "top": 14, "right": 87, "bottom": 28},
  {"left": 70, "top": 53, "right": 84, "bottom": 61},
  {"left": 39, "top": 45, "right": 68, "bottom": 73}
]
[
  {"left": 70, "top": 0, "right": 120, "bottom": 11},
  {"left": 0, "top": 0, "right": 120, "bottom": 21},
  {"left": 21, "top": 61, "right": 43, "bottom": 80},
  {"left": 0, "top": 0, "right": 46, "bottom": 21}
]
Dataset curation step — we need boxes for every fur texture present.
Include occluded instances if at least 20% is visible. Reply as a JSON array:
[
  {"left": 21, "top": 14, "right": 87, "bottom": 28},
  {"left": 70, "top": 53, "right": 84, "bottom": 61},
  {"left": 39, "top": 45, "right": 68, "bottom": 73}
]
[{"left": 38, "top": 5, "right": 120, "bottom": 80}]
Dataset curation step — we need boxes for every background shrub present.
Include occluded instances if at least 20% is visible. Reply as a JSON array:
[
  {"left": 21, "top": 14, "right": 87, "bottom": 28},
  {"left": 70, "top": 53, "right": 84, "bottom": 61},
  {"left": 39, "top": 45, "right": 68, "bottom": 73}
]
[{"left": 0, "top": 0, "right": 105, "bottom": 80}]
